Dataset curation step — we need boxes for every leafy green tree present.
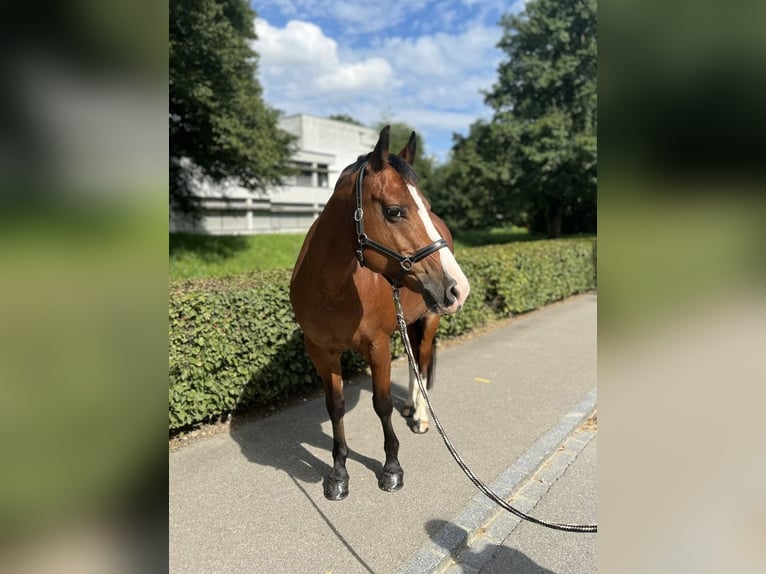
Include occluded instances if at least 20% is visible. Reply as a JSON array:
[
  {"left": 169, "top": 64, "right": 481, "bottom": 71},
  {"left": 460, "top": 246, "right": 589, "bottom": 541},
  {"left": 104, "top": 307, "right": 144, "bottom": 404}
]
[
  {"left": 485, "top": 0, "right": 597, "bottom": 237},
  {"left": 328, "top": 114, "right": 365, "bottom": 126},
  {"left": 429, "top": 121, "right": 511, "bottom": 230},
  {"left": 170, "top": 0, "right": 294, "bottom": 216}
]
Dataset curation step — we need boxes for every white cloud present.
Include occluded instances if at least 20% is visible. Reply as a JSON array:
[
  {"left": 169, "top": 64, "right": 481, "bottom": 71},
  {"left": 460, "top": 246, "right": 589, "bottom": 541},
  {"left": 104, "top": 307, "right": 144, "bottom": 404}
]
[
  {"left": 256, "top": 0, "right": 421, "bottom": 36},
  {"left": 252, "top": 17, "right": 503, "bottom": 161},
  {"left": 316, "top": 58, "right": 394, "bottom": 92},
  {"left": 254, "top": 19, "right": 395, "bottom": 98},
  {"left": 255, "top": 19, "right": 336, "bottom": 70},
  {"left": 329, "top": 1, "right": 393, "bottom": 32},
  {"left": 370, "top": 24, "right": 502, "bottom": 118},
  {"left": 382, "top": 25, "right": 501, "bottom": 77},
  {"left": 396, "top": 108, "right": 484, "bottom": 132}
]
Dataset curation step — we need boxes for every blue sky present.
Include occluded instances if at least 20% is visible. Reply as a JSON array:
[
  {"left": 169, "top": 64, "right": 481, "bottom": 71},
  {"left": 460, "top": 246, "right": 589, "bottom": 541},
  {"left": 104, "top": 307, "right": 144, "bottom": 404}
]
[{"left": 250, "top": 1, "right": 526, "bottom": 163}]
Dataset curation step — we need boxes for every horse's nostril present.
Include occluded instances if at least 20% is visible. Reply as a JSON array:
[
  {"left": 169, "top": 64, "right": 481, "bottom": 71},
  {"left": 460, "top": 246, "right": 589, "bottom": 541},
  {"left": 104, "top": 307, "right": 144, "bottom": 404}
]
[{"left": 446, "top": 280, "right": 459, "bottom": 306}]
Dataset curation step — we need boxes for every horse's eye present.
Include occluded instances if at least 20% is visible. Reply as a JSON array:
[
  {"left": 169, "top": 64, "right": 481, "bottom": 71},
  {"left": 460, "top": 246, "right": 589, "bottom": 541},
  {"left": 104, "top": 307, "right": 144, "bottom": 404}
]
[{"left": 385, "top": 206, "right": 405, "bottom": 220}]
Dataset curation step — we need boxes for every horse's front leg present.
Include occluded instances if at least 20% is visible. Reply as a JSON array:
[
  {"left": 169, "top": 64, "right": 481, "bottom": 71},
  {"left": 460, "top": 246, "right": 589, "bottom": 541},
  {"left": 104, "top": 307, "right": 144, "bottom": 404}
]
[
  {"left": 305, "top": 340, "right": 349, "bottom": 500},
  {"left": 368, "top": 338, "right": 404, "bottom": 492}
]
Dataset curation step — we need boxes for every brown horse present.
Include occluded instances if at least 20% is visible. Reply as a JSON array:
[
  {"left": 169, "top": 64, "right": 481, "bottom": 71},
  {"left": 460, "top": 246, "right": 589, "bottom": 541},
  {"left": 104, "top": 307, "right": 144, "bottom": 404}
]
[{"left": 290, "top": 126, "right": 470, "bottom": 500}]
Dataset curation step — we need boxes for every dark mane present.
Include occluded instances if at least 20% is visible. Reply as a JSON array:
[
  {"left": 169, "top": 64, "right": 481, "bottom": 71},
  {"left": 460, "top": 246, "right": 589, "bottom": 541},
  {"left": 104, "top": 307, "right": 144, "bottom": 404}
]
[
  {"left": 340, "top": 153, "right": 418, "bottom": 184},
  {"left": 339, "top": 154, "right": 369, "bottom": 179},
  {"left": 387, "top": 153, "right": 419, "bottom": 184}
]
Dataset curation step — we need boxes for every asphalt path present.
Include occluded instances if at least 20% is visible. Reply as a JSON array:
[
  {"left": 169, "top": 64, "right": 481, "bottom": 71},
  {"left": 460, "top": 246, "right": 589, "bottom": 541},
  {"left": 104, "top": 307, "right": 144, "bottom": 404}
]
[{"left": 169, "top": 292, "right": 597, "bottom": 574}]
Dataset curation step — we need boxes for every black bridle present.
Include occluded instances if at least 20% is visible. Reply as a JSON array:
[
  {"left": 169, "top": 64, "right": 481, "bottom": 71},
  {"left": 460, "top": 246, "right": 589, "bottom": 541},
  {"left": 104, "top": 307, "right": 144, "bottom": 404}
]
[{"left": 353, "top": 161, "right": 449, "bottom": 286}]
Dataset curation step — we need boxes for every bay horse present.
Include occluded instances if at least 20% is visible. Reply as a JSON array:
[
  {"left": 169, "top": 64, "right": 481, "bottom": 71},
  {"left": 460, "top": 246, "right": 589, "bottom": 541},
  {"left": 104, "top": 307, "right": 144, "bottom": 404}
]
[{"left": 290, "top": 126, "right": 470, "bottom": 500}]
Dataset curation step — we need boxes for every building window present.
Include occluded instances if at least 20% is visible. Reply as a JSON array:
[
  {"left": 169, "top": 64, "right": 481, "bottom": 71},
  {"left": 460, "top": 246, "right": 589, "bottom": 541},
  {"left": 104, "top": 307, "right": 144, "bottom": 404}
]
[
  {"left": 287, "top": 161, "right": 330, "bottom": 187},
  {"left": 317, "top": 164, "right": 329, "bottom": 187},
  {"left": 294, "top": 161, "right": 313, "bottom": 186}
]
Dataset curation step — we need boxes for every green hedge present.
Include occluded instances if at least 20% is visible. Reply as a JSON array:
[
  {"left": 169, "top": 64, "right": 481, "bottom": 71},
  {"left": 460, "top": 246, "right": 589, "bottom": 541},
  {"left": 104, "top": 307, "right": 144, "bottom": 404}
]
[{"left": 169, "top": 237, "right": 596, "bottom": 431}]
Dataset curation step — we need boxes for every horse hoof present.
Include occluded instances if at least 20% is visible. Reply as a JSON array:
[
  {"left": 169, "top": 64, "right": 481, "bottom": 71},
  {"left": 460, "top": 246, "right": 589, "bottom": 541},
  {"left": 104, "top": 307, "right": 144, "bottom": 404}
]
[
  {"left": 378, "top": 471, "right": 404, "bottom": 492},
  {"left": 410, "top": 419, "right": 429, "bottom": 434},
  {"left": 323, "top": 477, "right": 349, "bottom": 501},
  {"left": 402, "top": 405, "right": 414, "bottom": 417}
]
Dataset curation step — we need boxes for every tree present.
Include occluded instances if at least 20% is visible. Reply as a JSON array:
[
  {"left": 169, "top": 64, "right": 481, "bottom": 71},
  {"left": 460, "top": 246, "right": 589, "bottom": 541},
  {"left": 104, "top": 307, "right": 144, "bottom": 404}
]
[
  {"left": 429, "top": 121, "right": 512, "bottom": 230},
  {"left": 328, "top": 114, "right": 364, "bottom": 126},
  {"left": 485, "top": 0, "right": 597, "bottom": 237},
  {"left": 169, "top": 0, "right": 294, "bottom": 217}
]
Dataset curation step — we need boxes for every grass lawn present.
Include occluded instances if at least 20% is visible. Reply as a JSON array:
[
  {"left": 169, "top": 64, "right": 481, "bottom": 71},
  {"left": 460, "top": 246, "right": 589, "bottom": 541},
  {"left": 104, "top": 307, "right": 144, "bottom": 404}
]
[
  {"left": 170, "top": 232, "right": 307, "bottom": 280},
  {"left": 169, "top": 226, "right": 537, "bottom": 280}
]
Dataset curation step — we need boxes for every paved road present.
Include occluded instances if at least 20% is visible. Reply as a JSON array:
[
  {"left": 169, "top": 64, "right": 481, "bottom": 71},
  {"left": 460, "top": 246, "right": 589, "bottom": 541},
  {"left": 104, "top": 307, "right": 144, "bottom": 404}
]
[
  {"left": 436, "top": 436, "right": 596, "bottom": 574},
  {"left": 169, "top": 293, "right": 597, "bottom": 574}
]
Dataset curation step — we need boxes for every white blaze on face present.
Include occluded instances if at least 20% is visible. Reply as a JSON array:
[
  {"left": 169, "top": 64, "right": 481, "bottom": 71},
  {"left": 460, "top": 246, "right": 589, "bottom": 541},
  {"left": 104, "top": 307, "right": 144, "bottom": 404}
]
[{"left": 406, "top": 184, "right": 470, "bottom": 313}]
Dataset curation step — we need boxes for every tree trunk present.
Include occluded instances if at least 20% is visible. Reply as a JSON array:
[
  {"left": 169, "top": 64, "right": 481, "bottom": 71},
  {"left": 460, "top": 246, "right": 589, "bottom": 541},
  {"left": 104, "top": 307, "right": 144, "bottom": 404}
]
[{"left": 546, "top": 205, "right": 563, "bottom": 238}]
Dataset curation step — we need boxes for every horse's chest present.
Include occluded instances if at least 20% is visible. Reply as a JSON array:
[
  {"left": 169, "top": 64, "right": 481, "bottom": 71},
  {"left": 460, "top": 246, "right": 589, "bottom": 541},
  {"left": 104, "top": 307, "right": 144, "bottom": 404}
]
[{"left": 296, "top": 281, "right": 396, "bottom": 348}]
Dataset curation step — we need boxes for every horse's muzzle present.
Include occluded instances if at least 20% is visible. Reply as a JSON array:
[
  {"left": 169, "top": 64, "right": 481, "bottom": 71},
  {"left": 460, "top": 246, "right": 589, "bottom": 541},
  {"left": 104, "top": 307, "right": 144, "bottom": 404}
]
[{"left": 422, "top": 274, "right": 467, "bottom": 315}]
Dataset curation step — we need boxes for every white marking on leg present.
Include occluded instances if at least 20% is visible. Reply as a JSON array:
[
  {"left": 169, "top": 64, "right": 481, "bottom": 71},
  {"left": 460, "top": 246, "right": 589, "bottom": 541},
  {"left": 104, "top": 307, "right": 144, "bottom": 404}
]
[
  {"left": 406, "top": 363, "right": 429, "bottom": 431},
  {"left": 406, "top": 368, "right": 428, "bottom": 432},
  {"left": 413, "top": 369, "right": 429, "bottom": 428}
]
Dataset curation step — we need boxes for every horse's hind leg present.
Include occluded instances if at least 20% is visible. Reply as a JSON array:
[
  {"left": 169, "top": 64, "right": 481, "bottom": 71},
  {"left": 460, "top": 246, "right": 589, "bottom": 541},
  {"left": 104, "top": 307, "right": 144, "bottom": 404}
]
[
  {"left": 401, "top": 318, "right": 422, "bottom": 420},
  {"left": 304, "top": 339, "right": 349, "bottom": 501},
  {"left": 404, "top": 315, "right": 440, "bottom": 434},
  {"left": 367, "top": 337, "right": 404, "bottom": 492}
]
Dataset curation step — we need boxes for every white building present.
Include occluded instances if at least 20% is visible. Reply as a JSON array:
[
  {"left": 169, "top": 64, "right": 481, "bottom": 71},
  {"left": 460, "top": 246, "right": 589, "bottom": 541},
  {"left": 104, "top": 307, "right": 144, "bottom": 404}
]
[{"left": 170, "top": 114, "right": 379, "bottom": 234}]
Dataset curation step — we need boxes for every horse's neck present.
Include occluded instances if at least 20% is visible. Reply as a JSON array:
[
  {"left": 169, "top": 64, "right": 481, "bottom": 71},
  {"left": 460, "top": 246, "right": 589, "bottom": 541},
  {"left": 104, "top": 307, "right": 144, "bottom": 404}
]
[{"left": 308, "top": 190, "right": 358, "bottom": 282}]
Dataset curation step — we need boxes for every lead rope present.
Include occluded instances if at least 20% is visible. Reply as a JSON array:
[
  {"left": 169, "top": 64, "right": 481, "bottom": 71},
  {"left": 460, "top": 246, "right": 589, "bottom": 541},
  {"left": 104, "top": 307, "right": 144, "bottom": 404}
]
[{"left": 392, "top": 288, "right": 597, "bottom": 533}]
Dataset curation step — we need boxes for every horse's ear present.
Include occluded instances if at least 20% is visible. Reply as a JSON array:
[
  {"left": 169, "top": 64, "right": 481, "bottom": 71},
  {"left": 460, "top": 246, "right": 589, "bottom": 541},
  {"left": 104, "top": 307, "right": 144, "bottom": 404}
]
[
  {"left": 398, "top": 131, "right": 417, "bottom": 165},
  {"left": 369, "top": 125, "right": 390, "bottom": 172}
]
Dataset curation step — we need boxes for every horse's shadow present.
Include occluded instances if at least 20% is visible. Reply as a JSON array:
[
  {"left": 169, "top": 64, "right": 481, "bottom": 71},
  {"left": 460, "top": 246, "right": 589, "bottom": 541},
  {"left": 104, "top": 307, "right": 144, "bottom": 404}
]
[
  {"left": 426, "top": 520, "right": 555, "bottom": 574},
  {"left": 229, "top": 371, "right": 412, "bottom": 487},
  {"left": 229, "top": 362, "right": 413, "bottom": 574}
]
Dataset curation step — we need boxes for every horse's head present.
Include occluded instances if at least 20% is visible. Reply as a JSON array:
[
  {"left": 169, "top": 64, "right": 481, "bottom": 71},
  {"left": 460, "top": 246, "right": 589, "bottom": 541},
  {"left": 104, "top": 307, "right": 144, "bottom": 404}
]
[{"left": 352, "top": 126, "right": 470, "bottom": 314}]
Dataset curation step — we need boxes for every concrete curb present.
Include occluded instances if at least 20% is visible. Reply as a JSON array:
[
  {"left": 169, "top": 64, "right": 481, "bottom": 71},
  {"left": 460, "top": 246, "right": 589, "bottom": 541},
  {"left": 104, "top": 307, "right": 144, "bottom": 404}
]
[{"left": 397, "top": 387, "right": 597, "bottom": 574}]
